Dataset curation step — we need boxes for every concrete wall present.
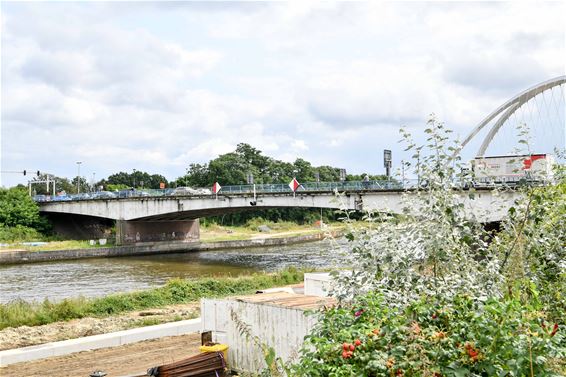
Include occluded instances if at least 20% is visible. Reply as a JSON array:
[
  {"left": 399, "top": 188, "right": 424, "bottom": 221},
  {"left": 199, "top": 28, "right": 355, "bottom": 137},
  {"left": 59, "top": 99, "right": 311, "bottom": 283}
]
[
  {"left": 0, "top": 231, "right": 341, "bottom": 265},
  {"left": 304, "top": 272, "right": 334, "bottom": 297},
  {"left": 45, "top": 213, "right": 114, "bottom": 240},
  {"left": 115, "top": 219, "right": 199, "bottom": 245}
]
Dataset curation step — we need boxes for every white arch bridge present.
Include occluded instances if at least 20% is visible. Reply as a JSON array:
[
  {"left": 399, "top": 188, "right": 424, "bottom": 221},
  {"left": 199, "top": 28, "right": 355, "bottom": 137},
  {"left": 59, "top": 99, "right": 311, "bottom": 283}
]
[{"left": 460, "top": 75, "right": 565, "bottom": 157}]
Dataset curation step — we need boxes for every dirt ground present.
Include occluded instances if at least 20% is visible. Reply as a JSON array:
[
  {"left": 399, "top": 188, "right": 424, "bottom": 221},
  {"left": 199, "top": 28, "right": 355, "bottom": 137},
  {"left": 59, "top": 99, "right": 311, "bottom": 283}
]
[
  {"left": 0, "top": 303, "right": 199, "bottom": 351},
  {"left": 0, "top": 333, "right": 202, "bottom": 377}
]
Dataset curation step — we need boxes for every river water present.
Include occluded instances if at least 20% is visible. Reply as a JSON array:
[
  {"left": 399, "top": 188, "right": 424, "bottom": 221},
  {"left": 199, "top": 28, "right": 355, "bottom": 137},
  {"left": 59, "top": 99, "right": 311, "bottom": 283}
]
[{"left": 0, "top": 240, "right": 347, "bottom": 303}]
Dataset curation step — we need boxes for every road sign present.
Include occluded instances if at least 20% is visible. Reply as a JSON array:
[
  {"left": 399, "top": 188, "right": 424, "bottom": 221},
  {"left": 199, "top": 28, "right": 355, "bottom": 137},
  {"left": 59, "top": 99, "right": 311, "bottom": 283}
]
[
  {"left": 212, "top": 182, "right": 222, "bottom": 194},
  {"left": 289, "top": 177, "right": 300, "bottom": 192},
  {"left": 384, "top": 150, "right": 392, "bottom": 167},
  {"left": 384, "top": 149, "right": 392, "bottom": 179}
]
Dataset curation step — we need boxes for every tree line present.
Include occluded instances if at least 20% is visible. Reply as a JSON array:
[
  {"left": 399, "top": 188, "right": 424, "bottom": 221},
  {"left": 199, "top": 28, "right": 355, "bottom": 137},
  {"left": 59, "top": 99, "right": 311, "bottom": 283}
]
[
  {"left": 27, "top": 143, "right": 385, "bottom": 195},
  {"left": 3, "top": 143, "right": 384, "bottom": 238}
]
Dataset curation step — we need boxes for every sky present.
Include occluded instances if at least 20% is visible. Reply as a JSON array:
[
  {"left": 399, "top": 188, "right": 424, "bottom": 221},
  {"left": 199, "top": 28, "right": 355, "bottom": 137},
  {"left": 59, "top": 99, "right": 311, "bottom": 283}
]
[{"left": 1, "top": 1, "right": 565, "bottom": 187}]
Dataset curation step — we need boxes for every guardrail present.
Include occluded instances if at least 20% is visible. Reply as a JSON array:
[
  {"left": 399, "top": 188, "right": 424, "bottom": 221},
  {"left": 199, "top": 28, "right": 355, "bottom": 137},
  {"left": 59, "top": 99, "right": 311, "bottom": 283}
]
[{"left": 33, "top": 180, "right": 415, "bottom": 203}]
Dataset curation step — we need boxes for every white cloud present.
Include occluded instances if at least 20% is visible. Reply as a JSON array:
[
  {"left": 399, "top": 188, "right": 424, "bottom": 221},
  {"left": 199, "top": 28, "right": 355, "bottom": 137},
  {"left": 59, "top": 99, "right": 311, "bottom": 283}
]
[{"left": 1, "top": 2, "right": 564, "bottom": 187}]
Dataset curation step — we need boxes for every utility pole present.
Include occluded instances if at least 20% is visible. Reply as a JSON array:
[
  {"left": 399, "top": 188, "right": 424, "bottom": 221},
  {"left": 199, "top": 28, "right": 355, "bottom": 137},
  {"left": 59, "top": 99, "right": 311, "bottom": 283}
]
[
  {"left": 401, "top": 160, "right": 405, "bottom": 187},
  {"left": 76, "top": 161, "right": 82, "bottom": 194}
]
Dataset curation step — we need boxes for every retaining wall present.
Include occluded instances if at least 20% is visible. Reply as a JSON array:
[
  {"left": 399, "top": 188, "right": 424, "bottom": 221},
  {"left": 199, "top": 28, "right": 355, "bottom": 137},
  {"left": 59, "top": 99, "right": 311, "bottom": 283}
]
[{"left": 0, "top": 231, "right": 341, "bottom": 265}]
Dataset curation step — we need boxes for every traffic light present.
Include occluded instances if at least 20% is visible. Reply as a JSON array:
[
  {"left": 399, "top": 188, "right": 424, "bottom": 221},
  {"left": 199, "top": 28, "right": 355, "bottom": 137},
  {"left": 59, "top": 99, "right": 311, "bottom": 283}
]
[
  {"left": 23, "top": 170, "right": 26, "bottom": 176},
  {"left": 37, "top": 171, "right": 41, "bottom": 177}
]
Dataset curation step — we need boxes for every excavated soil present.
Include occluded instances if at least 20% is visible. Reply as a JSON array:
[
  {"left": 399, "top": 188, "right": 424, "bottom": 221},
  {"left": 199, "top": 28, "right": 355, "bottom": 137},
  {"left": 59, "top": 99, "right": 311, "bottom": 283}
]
[
  {"left": 0, "top": 333, "right": 202, "bottom": 377},
  {"left": 0, "top": 303, "right": 199, "bottom": 351}
]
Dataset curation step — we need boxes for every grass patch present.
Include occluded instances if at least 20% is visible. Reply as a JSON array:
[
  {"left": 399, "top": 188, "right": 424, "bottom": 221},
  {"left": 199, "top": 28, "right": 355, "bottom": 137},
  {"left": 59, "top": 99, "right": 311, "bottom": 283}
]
[
  {"left": 200, "top": 222, "right": 344, "bottom": 242},
  {"left": 0, "top": 267, "right": 306, "bottom": 330},
  {"left": 0, "top": 240, "right": 111, "bottom": 252}
]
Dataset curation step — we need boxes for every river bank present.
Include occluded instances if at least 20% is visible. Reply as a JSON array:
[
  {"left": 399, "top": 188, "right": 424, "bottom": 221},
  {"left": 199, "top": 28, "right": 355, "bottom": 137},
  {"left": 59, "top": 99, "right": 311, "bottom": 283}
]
[
  {"left": 0, "top": 226, "right": 344, "bottom": 265},
  {"left": 0, "top": 269, "right": 306, "bottom": 350}
]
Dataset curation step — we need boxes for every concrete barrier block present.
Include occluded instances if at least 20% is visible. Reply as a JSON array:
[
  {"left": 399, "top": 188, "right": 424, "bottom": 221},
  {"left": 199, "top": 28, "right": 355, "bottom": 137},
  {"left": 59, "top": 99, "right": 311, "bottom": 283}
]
[
  {"left": 174, "top": 318, "right": 202, "bottom": 335},
  {"left": 0, "top": 318, "right": 203, "bottom": 367},
  {"left": 50, "top": 333, "right": 122, "bottom": 357},
  {"left": 0, "top": 344, "right": 55, "bottom": 366},
  {"left": 120, "top": 325, "right": 177, "bottom": 344}
]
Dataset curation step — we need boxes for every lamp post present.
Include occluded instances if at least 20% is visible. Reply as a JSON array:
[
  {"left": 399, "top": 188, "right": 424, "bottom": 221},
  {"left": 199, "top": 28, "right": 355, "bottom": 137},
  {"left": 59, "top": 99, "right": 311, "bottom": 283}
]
[
  {"left": 76, "top": 161, "right": 82, "bottom": 194},
  {"left": 133, "top": 169, "right": 137, "bottom": 188},
  {"left": 92, "top": 172, "right": 96, "bottom": 192}
]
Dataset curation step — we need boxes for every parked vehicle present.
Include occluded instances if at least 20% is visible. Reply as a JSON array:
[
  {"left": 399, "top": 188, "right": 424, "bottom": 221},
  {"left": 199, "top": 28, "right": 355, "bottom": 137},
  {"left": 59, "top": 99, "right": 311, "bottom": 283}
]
[
  {"left": 195, "top": 188, "right": 212, "bottom": 195},
  {"left": 94, "top": 191, "right": 117, "bottom": 199},
  {"left": 117, "top": 188, "right": 135, "bottom": 198},
  {"left": 470, "top": 154, "right": 555, "bottom": 185},
  {"left": 168, "top": 187, "right": 211, "bottom": 196},
  {"left": 134, "top": 190, "right": 151, "bottom": 197},
  {"left": 52, "top": 195, "right": 72, "bottom": 201}
]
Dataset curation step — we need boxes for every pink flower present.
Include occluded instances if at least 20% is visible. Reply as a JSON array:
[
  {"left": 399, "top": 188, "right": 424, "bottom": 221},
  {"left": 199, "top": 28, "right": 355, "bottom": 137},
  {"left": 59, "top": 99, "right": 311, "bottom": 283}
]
[{"left": 354, "top": 309, "right": 364, "bottom": 317}]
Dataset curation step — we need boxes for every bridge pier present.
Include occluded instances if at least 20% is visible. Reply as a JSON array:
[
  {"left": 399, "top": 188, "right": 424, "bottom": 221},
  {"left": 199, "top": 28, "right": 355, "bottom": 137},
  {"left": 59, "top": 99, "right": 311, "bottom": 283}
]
[{"left": 115, "top": 219, "right": 200, "bottom": 245}]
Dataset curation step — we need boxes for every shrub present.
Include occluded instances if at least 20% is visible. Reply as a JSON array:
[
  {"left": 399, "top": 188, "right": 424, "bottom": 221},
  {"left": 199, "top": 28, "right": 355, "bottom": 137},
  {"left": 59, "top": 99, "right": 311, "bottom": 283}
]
[
  {"left": 331, "top": 117, "right": 501, "bottom": 305},
  {"left": 294, "top": 293, "right": 566, "bottom": 376},
  {"left": 0, "top": 225, "right": 44, "bottom": 242}
]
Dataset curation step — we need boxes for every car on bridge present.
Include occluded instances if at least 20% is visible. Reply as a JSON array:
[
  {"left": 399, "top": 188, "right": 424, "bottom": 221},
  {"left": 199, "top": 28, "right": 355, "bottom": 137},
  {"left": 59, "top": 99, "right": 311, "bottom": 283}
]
[
  {"left": 169, "top": 187, "right": 212, "bottom": 196},
  {"left": 93, "top": 191, "right": 117, "bottom": 199}
]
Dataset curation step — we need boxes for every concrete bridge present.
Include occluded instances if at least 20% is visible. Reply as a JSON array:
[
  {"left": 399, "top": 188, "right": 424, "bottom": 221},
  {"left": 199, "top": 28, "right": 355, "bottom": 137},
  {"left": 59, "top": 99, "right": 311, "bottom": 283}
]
[{"left": 39, "top": 187, "right": 519, "bottom": 245}]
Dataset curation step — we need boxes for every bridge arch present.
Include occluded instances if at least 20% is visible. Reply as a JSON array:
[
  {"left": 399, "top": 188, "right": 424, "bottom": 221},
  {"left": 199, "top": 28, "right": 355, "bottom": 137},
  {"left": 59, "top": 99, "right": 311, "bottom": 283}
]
[{"left": 461, "top": 75, "right": 566, "bottom": 157}]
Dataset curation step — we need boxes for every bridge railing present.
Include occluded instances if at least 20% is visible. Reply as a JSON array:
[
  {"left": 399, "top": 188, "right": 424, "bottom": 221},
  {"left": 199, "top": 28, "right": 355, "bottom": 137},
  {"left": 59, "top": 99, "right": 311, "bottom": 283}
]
[{"left": 32, "top": 179, "right": 418, "bottom": 203}]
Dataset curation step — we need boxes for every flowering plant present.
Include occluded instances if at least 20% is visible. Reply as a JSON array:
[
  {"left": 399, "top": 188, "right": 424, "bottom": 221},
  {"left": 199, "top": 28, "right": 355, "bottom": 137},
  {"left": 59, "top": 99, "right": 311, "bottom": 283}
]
[{"left": 294, "top": 293, "right": 565, "bottom": 376}]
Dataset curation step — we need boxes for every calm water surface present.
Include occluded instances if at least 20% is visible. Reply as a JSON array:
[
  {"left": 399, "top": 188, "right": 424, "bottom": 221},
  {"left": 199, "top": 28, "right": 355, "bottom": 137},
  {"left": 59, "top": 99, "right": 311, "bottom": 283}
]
[{"left": 0, "top": 240, "right": 346, "bottom": 303}]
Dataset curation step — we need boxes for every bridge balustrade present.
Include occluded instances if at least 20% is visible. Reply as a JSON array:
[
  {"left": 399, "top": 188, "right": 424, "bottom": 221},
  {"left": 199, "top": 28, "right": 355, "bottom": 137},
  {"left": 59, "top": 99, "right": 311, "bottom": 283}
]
[{"left": 32, "top": 179, "right": 420, "bottom": 203}]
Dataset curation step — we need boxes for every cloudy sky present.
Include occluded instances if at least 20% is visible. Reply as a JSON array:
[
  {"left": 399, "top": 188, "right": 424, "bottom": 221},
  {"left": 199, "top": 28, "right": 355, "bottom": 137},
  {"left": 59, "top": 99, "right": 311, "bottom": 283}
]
[{"left": 1, "top": 1, "right": 565, "bottom": 187}]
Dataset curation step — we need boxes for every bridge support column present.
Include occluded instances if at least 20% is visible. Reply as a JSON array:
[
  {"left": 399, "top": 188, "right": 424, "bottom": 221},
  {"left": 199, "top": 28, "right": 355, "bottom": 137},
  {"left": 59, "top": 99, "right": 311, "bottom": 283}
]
[{"left": 115, "top": 219, "right": 200, "bottom": 245}]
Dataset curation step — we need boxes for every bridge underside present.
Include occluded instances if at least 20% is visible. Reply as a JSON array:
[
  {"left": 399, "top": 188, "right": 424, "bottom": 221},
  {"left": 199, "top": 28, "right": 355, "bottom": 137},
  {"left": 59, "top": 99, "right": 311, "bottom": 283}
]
[
  {"left": 45, "top": 213, "right": 115, "bottom": 240},
  {"left": 116, "top": 219, "right": 199, "bottom": 244},
  {"left": 132, "top": 206, "right": 296, "bottom": 221},
  {"left": 39, "top": 190, "right": 518, "bottom": 245}
]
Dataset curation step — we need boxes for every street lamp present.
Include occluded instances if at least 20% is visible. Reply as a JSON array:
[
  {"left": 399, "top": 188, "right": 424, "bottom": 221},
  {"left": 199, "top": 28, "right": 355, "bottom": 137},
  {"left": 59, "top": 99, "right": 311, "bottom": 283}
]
[{"left": 76, "top": 161, "right": 82, "bottom": 194}]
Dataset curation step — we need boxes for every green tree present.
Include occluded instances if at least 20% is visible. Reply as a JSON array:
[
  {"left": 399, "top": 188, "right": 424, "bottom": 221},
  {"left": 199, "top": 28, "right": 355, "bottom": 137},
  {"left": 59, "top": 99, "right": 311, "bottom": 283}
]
[
  {"left": 104, "top": 171, "right": 168, "bottom": 189},
  {"left": 292, "top": 158, "right": 315, "bottom": 182},
  {"left": 0, "top": 187, "right": 50, "bottom": 232},
  {"left": 315, "top": 165, "right": 341, "bottom": 181},
  {"left": 208, "top": 152, "right": 250, "bottom": 185},
  {"left": 179, "top": 163, "right": 211, "bottom": 187},
  {"left": 28, "top": 174, "right": 77, "bottom": 195},
  {"left": 70, "top": 177, "right": 89, "bottom": 193}
]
